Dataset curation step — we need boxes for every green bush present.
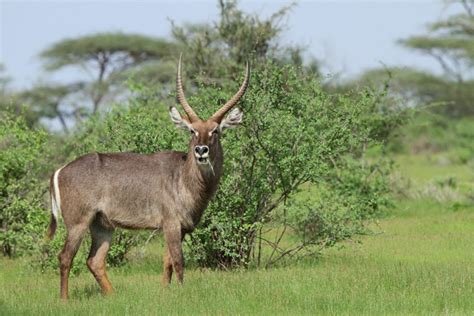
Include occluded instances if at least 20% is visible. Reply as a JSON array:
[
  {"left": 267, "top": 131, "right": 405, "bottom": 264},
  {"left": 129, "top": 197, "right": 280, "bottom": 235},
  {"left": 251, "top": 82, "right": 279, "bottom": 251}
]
[
  {"left": 0, "top": 113, "right": 48, "bottom": 257},
  {"left": 184, "top": 63, "right": 400, "bottom": 268}
]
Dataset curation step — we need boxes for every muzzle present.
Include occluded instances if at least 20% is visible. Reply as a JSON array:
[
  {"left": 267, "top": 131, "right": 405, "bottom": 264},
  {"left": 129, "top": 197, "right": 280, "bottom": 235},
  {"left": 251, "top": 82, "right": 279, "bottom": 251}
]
[{"left": 194, "top": 145, "right": 209, "bottom": 164}]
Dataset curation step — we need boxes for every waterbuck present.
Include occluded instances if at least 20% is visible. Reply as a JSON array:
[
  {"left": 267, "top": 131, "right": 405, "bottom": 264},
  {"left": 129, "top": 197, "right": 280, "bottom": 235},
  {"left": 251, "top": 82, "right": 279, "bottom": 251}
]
[{"left": 47, "top": 55, "right": 250, "bottom": 299}]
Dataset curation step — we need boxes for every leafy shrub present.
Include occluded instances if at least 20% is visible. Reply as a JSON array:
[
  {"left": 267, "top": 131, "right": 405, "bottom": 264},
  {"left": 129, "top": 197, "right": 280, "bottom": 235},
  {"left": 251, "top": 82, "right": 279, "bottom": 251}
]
[
  {"left": 184, "top": 63, "right": 401, "bottom": 268},
  {"left": 0, "top": 113, "right": 48, "bottom": 257}
]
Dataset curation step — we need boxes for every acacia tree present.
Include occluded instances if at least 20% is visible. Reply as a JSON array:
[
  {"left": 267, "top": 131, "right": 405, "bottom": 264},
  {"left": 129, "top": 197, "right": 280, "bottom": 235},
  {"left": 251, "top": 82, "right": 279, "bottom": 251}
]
[
  {"left": 401, "top": 0, "right": 474, "bottom": 82},
  {"left": 40, "top": 32, "right": 177, "bottom": 114},
  {"left": 352, "top": 0, "right": 474, "bottom": 118},
  {"left": 0, "top": 65, "right": 40, "bottom": 127},
  {"left": 399, "top": 0, "right": 474, "bottom": 117},
  {"left": 20, "top": 84, "right": 84, "bottom": 134}
]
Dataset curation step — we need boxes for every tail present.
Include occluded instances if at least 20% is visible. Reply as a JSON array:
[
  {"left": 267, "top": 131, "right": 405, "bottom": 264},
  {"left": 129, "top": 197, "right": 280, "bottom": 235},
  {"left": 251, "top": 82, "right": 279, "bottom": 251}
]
[
  {"left": 47, "top": 167, "right": 63, "bottom": 239},
  {"left": 47, "top": 212, "right": 57, "bottom": 239}
]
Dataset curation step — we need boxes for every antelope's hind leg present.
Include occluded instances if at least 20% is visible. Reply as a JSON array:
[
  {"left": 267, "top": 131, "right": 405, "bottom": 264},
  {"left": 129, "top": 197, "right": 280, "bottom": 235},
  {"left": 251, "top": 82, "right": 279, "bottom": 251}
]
[
  {"left": 87, "top": 216, "right": 114, "bottom": 295},
  {"left": 59, "top": 224, "right": 89, "bottom": 300}
]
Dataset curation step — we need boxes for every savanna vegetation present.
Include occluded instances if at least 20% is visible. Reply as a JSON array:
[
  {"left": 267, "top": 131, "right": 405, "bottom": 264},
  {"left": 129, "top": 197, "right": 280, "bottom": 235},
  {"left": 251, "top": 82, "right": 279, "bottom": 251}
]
[{"left": 1, "top": 0, "right": 473, "bottom": 314}]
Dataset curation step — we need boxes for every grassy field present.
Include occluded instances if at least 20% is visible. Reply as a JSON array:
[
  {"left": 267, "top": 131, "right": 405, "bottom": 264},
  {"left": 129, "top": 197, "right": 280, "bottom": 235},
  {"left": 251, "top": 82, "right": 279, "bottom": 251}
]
[{"left": 1, "top": 155, "right": 473, "bottom": 315}]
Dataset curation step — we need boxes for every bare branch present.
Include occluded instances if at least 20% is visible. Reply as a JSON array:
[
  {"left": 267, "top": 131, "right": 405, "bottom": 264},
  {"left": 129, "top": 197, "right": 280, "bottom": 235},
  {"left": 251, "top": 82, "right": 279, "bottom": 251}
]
[
  {"left": 461, "top": 0, "right": 474, "bottom": 17},
  {"left": 428, "top": 50, "right": 464, "bottom": 83}
]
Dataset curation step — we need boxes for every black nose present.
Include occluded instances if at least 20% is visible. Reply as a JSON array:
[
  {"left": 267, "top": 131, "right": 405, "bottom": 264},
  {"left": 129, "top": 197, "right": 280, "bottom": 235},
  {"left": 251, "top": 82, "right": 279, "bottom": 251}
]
[{"left": 194, "top": 145, "right": 209, "bottom": 156}]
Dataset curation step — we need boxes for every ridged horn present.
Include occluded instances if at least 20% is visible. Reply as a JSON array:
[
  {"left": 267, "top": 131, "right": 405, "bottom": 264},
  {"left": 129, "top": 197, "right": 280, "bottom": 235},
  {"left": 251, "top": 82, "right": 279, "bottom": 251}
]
[
  {"left": 211, "top": 62, "right": 250, "bottom": 123},
  {"left": 176, "top": 54, "right": 199, "bottom": 122}
]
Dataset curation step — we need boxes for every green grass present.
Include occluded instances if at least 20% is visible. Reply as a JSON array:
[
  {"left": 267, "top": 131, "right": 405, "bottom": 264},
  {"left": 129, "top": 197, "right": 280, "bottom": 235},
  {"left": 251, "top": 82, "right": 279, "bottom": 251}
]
[
  {"left": 1, "top": 155, "right": 473, "bottom": 315},
  {"left": 395, "top": 154, "right": 474, "bottom": 188}
]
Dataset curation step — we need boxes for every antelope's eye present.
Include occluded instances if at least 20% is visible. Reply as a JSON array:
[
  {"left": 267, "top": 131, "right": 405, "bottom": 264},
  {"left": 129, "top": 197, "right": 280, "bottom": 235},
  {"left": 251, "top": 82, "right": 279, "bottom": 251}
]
[
  {"left": 212, "top": 129, "right": 218, "bottom": 135},
  {"left": 190, "top": 129, "right": 196, "bottom": 135}
]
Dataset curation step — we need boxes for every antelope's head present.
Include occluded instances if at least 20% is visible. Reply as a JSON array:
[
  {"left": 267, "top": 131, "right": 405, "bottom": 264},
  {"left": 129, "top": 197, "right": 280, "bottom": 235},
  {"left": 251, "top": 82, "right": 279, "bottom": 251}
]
[{"left": 170, "top": 55, "right": 250, "bottom": 168}]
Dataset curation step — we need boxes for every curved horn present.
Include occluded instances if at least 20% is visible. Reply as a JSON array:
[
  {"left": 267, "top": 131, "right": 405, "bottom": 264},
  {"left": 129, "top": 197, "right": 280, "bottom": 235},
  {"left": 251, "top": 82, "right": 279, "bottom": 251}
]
[
  {"left": 211, "top": 62, "right": 250, "bottom": 123},
  {"left": 176, "top": 54, "right": 199, "bottom": 122}
]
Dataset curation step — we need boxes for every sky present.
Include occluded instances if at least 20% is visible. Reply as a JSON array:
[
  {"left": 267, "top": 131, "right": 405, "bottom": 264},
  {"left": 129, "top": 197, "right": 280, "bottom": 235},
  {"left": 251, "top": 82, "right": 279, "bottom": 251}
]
[{"left": 0, "top": 0, "right": 459, "bottom": 90}]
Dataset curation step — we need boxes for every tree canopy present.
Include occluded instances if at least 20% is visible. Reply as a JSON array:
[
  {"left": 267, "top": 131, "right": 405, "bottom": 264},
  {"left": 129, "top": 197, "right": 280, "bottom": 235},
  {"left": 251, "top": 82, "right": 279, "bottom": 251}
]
[
  {"left": 349, "top": 0, "right": 474, "bottom": 117},
  {"left": 41, "top": 32, "right": 176, "bottom": 72},
  {"left": 40, "top": 32, "right": 177, "bottom": 113}
]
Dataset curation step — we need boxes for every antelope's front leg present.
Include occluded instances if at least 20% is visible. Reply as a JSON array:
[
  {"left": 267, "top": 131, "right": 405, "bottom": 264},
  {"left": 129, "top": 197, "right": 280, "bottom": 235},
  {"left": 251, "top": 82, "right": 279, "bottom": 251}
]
[{"left": 163, "top": 224, "right": 184, "bottom": 284}]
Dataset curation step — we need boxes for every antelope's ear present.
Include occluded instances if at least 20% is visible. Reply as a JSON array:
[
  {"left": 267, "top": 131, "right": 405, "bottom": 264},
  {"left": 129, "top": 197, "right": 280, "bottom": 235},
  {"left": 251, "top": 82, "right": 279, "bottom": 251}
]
[
  {"left": 219, "top": 108, "right": 243, "bottom": 132},
  {"left": 169, "top": 107, "right": 192, "bottom": 130}
]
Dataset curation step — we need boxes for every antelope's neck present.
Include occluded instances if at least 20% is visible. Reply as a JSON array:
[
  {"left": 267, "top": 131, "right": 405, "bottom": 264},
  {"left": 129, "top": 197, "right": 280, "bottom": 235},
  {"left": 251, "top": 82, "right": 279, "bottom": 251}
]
[{"left": 183, "top": 143, "right": 224, "bottom": 207}]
